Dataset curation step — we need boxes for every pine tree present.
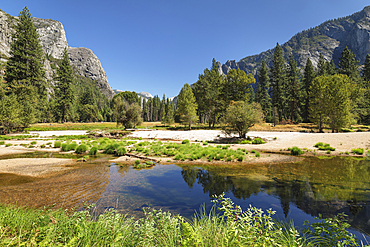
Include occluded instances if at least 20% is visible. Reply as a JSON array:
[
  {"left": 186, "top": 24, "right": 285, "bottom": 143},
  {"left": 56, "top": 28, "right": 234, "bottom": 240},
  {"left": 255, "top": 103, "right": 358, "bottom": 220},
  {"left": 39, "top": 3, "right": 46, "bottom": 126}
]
[
  {"left": 286, "top": 54, "right": 302, "bottom": 122},
  {"left": 363, "top": 54, "right": 370, "bottom": 84},
  {"left": 54, "top": 47, "right": 75, "bottom": 122},
  {"left": 176, "top": 83, "right": 198, "bottom": 129},
  {"left": 193, "top": 59, "right": 224, "bottom": 127},
  {"left": 325, "top": 59, "right": 336, "bottom": 76},
  {"left": 302, "top": 58, "right": 315, "bottom": 122},
  {"left": 316, "top": 53, "right": 327, "bottom": 76},
  {"left": 338, "top": 46, "right": 360, "bottom": 82},
  {"left": 256, "top": 61, "right": 272, "bottom": 121},
  {"left": 270, "top": 43, "right": 287, "bottom": 121},
  {"left": 223, "top": 68, "right": 254, "bottom": 104},
  {"left": 4, "top": 6, "right": 47, "bottom": 126}
]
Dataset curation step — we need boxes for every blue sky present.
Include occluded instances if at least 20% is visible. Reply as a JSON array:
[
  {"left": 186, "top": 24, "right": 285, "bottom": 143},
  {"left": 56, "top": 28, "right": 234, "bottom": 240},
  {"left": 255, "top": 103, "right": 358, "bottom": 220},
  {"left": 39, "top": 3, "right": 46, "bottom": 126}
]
[{"left": 1, "top": 1, "right": 369, "bottom": 97}]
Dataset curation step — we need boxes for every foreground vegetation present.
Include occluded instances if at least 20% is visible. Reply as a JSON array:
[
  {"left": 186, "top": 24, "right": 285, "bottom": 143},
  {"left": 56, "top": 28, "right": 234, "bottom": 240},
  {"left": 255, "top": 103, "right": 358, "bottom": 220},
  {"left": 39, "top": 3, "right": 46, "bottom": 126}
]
[{"left": 0, "top": 194, "right": 364, "bottom": 246}]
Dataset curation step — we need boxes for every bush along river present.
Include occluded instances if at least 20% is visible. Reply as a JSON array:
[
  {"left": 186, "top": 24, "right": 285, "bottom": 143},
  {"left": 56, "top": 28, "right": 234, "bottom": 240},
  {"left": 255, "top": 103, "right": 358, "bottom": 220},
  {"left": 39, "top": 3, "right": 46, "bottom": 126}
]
[{"left": 0, "top": 153, "right": 369, "bottom": 241}]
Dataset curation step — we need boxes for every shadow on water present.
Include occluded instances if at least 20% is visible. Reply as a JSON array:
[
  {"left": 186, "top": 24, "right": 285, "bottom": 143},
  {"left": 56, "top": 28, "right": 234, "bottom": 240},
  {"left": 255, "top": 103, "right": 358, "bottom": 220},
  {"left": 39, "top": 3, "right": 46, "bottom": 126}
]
[{"left": 0, "top": 153, "right": 369, "bottom": 240}]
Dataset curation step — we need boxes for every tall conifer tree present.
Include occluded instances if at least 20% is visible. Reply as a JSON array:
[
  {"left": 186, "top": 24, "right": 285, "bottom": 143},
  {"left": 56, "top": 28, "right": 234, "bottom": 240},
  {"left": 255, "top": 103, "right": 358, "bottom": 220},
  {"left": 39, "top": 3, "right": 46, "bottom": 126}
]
[
  {"left": 176, "top": 83, "right": 198, "bottom": 129},
  {"left": 286, "top": 54, "right": 302, "bottom": 122},
  {"left": 302, "top": 58, "right": 315, "bottom": 122},
  {"left": 5, "top": 6, "right": 47, "bottom": 125},
  {"left": 362, "top": 54, "right": 370, "bottom": 85},
  {"left": 54, "top": 47, "right": 75, "bottom": 122},
  {"left": 270, "top": 43, "right": 287, "bottom": 121},
  {"left": 256, "top": 61, "right": 272, "bottom": 121},
  {"left": 338, "top": 46, "right": 360, "bottom": 82},
  {"left": 316, "top": 53, "right": 327, "bottom": 76}
]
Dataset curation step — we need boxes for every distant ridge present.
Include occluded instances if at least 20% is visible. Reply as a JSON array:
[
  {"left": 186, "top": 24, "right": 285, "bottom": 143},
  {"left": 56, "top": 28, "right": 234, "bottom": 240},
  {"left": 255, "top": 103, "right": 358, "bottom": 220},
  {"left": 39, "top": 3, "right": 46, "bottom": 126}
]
[{"left": 219, "top": 6, "right": 370, "bottom": 78}]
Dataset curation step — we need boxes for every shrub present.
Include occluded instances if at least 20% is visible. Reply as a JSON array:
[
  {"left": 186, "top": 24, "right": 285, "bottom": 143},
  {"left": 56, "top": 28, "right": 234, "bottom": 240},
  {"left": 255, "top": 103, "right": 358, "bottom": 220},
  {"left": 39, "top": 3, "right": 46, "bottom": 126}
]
[
  {"left": 255, "top": 152, "right": 260, "bottom": 157},
  {"left": 226, "top": 157, "right": 232, "bottom": 162},
  {"left": 290, "top": 146, "right": 304, "bottom": 156},
  {"left": 251, "top": 150, "right": 256, "bottom": 153},
  {"left": 182, "top": 139, "right": 190, "bottom": 144},
  {"left": 135, "top": 160, "right": 140, "bottom": 165},
  {"left": 54, "top": 141, "right": 62, "bottom": 148},
  {"left": 40, "top": 144, "right": 45, "bottom": 148},
  {"left": 75, "top": 144, "right": 88, "bottom": 154},
  {"left": 89, "top": 146, "right": 98, "bottom": 155},
  {"left": 30, "top": 141, "right": 37, "bottom": 145},
  {"left": 0, "top": 141, "right": 4, "bottom": 145},
  {"left": 352, "top": 148, "right": 364, "bottom": 155},
  {"left": 116, "top": 146, "right": 127, "bottom": 156},
  {"left": 239, "top": 140, "right": 251, "bottom": 144},
  {"left": 5, "top": 143, "right": 12, "bottom": 147},
  {"left": 69, "top": 143, "right": 78, "bottom": 150}
]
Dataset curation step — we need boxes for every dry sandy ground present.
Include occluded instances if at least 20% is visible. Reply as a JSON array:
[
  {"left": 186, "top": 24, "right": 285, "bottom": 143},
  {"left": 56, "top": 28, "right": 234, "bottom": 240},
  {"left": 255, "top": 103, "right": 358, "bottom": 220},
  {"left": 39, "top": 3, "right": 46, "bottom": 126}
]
[
  {"left": 0, "top": 158, "right": 74, "bottom": 177},
  {"left": 128, "top": 130, "right": 370, "bottom": 155}
]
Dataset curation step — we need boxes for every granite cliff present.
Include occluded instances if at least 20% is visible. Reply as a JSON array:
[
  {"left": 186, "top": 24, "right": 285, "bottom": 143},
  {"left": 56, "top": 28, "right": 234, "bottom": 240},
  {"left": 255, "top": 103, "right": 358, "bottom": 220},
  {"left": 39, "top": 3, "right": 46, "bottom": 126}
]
[
  {"left": 220, "top": 6, "right": 370, "bottom": 78},
  {"left": 0, "top": 9, "right": 114, "bottom": 99}
]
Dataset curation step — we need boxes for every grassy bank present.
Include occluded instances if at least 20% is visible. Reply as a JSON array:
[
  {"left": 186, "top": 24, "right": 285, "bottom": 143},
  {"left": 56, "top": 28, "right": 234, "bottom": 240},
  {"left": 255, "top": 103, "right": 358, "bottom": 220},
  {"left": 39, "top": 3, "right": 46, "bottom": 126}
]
[{"left": 0, "top": 194, "right": 363, "bottom": 246}]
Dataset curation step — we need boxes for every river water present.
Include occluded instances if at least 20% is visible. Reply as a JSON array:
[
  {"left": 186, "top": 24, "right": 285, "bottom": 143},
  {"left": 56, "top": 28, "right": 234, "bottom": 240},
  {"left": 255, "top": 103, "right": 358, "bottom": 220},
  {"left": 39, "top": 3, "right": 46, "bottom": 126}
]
[{"left": 0, "top": 154, "right": 369, "bottom": 241}]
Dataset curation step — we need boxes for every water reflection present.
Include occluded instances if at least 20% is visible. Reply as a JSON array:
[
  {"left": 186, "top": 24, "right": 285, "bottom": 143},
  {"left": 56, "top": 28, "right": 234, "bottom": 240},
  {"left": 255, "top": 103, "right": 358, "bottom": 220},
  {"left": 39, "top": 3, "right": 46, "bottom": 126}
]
[{"left": 180, "top": 157, "right": 370, "bottom": 234}]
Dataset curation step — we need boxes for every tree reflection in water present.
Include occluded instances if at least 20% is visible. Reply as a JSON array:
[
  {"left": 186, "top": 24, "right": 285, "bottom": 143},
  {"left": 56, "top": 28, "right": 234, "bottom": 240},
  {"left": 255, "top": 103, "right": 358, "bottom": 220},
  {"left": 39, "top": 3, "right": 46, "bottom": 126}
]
[{"left": 180, "top": 156, "right": 370, "bottom": 234}]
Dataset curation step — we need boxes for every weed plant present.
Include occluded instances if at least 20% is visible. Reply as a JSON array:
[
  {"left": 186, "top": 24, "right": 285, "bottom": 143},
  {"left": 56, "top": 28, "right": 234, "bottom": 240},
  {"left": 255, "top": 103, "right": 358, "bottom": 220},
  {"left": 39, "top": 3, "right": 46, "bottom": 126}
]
[
  {"left": 75, "top": 144, "right": 88, "bottom": 154},
  {"left": 54, "top": 141, "right": 62, "bottom": 148},
  {"left": 288, "top": 146, "right": 305, "bottom": 156},
  {"left": 252, "top": 138, "right": 265, "bottom": 144}
]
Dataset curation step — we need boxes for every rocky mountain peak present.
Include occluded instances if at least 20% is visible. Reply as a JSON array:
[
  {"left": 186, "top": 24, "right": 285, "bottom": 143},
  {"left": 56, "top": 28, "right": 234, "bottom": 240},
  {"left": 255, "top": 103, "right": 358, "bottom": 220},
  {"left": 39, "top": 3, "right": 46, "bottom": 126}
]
[
  {"left": 219, "top": 5, "right": 370, "bottom": 79},
  {"left": 0, "top": 9, "right": 114, "bottom": 99}
]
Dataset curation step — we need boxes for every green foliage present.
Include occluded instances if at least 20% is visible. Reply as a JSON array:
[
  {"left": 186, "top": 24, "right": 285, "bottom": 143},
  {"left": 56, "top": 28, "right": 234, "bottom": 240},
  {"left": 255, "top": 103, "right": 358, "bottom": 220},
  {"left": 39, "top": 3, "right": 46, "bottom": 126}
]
[
  {"left": 4, "top": 7, "right": 47, "bottom": 125},
  {"left": 223, "top": 101, "right": 263, "bottom": 138},
  {"left": 182, "top": 139, "right": 190, "bottom": 144},
  {"left": 112, "top": 91, "right": 140, "bottom": 105},
  {"left": 288, "top": 146, "right": 305, "bottom": 155},
  {"left": 89, "top": 146, "right": 98, "bottom": 155},
  {"left": 256, "top": 60, "right": 272, "bottom": 122},
  {"left": 223, "top": 68, "right": 255, "bottom": 104},
  {"left": 75, "top": 144, "right": 88, "bottom": 154},
  {"left": 314, "top": 142, "right": 324, "bottom": 148},
  {"left": 116, "top": 146, "right": 127, "bottom": 156},
  {"left": 113, "top": 97, "right": 142, "bottom": 129},
  {"left": 176, "top": 83, "right": 198, "bottom": 129},
  {"left": 61, "top": 143, "right": 71, "bottom": 152},
  {"left": 314, "top": 142, "right": 335, "bottom": 151},
  {"left": 252, "top": 138, "right": 265, "bottom": 144},
  {"left": 54, "top": 47, "right": 75, "bottom": 122},
  {"left": 309, "top": 75, "right": 354, "bottom": 132},
  {"left": 338, "top": 46, "right": 360, "bottom": 82},
  {"left": 0, "top": 193, "right": 362, "bottom": 246},
  {"left": 53, "top": 141, "right": 61, "bottom": 148},
  {"left": 303, "top": 213, "right": 359, "bottom": 246}
]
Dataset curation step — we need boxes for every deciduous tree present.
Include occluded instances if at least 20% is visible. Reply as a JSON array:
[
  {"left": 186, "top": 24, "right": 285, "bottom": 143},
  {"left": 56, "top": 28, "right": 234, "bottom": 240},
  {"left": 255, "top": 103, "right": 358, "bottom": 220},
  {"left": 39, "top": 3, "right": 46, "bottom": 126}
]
[{"left": 176, "top": 83, "right": 198, "bottom": 129}]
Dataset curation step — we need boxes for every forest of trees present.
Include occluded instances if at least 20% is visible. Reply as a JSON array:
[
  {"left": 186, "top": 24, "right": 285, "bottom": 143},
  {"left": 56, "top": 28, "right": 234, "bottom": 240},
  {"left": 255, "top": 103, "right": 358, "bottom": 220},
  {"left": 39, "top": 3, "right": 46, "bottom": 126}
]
[{"left": 2, "top": 7, "right": 370, "bottom": 134}]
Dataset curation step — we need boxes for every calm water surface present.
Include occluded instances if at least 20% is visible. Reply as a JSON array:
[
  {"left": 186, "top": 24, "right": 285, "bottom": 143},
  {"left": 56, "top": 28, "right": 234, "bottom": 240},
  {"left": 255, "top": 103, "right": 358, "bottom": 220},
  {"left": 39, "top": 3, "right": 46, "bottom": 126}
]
[{"left": 0, "top": 154, "right": 369, "bottom": 240}]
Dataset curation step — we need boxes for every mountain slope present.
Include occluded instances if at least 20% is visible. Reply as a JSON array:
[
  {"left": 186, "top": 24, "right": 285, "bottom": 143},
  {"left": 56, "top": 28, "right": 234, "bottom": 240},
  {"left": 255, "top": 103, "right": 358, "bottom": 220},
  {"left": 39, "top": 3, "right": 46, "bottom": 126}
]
[{"left": 220, "top": 6, "right": 370, "bottom": 77}]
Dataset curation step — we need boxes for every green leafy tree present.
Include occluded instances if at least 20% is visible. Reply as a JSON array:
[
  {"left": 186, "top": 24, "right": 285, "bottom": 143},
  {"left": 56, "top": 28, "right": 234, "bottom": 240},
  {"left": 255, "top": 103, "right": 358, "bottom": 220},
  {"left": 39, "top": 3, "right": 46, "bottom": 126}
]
[
  {"left": 309, "top": 75, "right": 354, "bottom": 132},
  {"left": 113, "top": 97, "right": 142, "bottom": 129},
  {"left": 222, "top": 101, "right": 263, "bottom": 138},
  {"left": 270, "top": 43, "right": 287, "bottom": 121},
  {"left": 54, "top": 47, "right": 75, "bottom": 122},
  {"left": 223, "top": 68, "right": 254, "bottom": 104},
  {"left": 302, "top": 58, "right": 315, "bottom": 122},
  {"left": 176, "top": 83, "right": 198, "bottom": 129},
  {"left": 193, "top": 58, "right": 223, "bottom": 127},
  {"left": 112, "top": 91, "right": 140, "bottom": 105},
  {"left": 256, "top": 61, "right": 272, "bottom": 121},
  {"left": 338, "top": 46, "right": 360, "bottom": 82},
  {"left": 4, "top": 6, "right": 47, "bottom": 125}
]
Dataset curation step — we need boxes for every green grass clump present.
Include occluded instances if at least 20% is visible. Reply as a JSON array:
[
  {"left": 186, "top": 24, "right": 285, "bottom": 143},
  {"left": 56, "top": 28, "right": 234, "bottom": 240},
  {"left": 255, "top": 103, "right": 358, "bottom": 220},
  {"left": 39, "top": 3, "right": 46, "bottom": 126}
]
[
  {"left": 289, "top": 146, "right": 305, "bottom": 156},
  {"left": 40, "top": 144, "right": 46, "bottom": 148},
  {"left": 116, "top": 146, "right": 127, "bottom": 156},
  {"left": 0, "top": 141, "right": 4, "bottom": 145},
  {"left": 30, "top": 141, "right": 37, "bottom": 145},
  {"left": 255, "top": 152, "right": 260, "bottom": 157},
  {"left": 314, "top": 142, "right": 324, "bottom": 148},
  {"left": 61, "top": 143, "right": 71, "bottom": 152},
  {"left": 54, "top": 141, "right": 62, "bottom": 148},
  {"left": 89, "top": 146, "right": 98, "bottom": 155},
  {"left": 182, "top": 139, "right": 190, "bottom": 144},
  {"left": 314, "top": 142, "right": 335, "bottom": 151},
  {"left": 75, "top": 144, "right": 88, "bottom": 154},
  {"left": 5, "top": 143, "right": 12, "bottom": 147},
  {"left": 352, "top": 148, "right": 364, "bottom": 155},
  {"left": 252, "top": 138, "right": 265, "bottom": 144},
  {"left": 239, "top": 140, "right": 251, "bottom": 144}
]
